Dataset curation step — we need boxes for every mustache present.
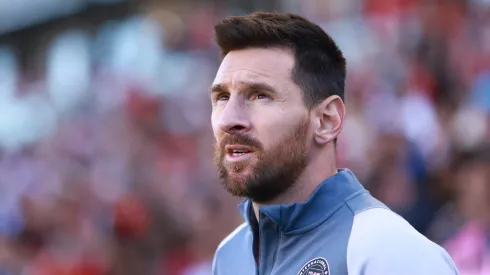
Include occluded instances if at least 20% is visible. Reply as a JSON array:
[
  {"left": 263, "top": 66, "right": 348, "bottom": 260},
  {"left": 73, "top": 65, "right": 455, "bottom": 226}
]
[{"left": 218, "top": 133, "right": 263, "bottom": 151}]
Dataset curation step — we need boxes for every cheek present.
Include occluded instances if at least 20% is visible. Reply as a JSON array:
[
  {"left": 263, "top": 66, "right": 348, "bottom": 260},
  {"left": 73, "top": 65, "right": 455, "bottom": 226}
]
[
  {"left": 211, "top": 112, "right": 221, "bottom": 138},
  {"left": 212, "top": 127, "right": 221, "bottom": 143},
  {"left": 254, "top": 114, "right": 305, "bottom": 147}
]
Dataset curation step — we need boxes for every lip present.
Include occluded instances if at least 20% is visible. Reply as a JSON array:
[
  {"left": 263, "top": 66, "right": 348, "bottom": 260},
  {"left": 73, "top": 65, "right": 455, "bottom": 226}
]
[
  {"left": 225, "top": 144, "right": 253, "bottom": 153},
  {"left": 224, "top": 144, "right": 254, "bottom": 162}
]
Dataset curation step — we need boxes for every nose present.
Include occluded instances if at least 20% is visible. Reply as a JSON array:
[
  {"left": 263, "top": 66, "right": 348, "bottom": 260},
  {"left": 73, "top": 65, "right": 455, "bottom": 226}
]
[{"left": 217, "top": 97, "right": 251, "bottom": 134}]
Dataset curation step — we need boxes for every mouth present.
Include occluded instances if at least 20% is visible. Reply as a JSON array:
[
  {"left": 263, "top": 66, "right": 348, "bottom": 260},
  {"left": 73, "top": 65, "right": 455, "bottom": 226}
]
[{"left": 225, "top": 145, "right": 254, "bottom": 160}]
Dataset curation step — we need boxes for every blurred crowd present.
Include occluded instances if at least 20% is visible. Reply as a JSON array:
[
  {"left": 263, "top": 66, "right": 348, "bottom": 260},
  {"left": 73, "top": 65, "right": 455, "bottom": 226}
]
[{"left": 0, "top": 0, "right": 489, "bottom": 274}]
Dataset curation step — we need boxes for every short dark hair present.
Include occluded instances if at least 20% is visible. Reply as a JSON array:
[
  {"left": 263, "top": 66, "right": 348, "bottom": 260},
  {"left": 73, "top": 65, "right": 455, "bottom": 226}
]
[{"left": 214, "top": 12, "right": 346, "bottom": 108}]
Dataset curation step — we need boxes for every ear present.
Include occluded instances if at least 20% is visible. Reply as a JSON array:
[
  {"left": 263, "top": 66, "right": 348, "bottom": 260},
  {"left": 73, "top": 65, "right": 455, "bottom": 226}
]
[{"left": 312, "top": 95, "right": 345, "bottom": 145}]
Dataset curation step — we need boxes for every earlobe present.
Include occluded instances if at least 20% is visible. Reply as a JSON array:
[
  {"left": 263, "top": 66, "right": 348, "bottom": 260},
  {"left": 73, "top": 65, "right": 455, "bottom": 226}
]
[{"left": 313, "top": 95, "right": 345, "bottom": 145}]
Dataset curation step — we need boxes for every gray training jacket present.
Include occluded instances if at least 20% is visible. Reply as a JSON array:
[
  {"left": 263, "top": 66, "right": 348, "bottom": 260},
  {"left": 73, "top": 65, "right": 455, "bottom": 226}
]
[{"left": 212, "top": 169, "right": 459, "bottom": 275}]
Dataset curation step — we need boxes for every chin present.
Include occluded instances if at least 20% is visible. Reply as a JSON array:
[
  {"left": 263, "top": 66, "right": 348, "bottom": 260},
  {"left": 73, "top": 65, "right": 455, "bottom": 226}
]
[
  {"left": 226, "top": 172, "right": 249, "bottom": 187},
  {"left": 222, "top": 170, "right": 252, "bottom": 195},
  {"left": 224, "top": 180, "right": 248, "bottom": 198}
]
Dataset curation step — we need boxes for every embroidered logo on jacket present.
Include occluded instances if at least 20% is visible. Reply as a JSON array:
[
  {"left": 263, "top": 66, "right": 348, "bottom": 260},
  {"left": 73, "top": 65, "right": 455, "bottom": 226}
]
[{"left": 297, "top": 257, "right": 330, "bottom": 275}]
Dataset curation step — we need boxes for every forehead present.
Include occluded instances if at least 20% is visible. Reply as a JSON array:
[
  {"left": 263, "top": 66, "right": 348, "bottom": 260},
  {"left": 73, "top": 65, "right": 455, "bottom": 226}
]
[{"left": 213, "top": 48, "right": 295, "bottom": 89}]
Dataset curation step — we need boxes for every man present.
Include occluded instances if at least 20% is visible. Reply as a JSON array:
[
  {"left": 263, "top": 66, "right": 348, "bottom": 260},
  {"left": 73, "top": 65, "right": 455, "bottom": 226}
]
[{"left": 209, "top": 12, "right": 459, "bottom": 275}]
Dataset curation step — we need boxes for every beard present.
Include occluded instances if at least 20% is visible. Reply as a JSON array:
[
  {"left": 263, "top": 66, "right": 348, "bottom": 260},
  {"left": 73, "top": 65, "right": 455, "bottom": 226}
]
[{"left": 213, "top": 116, "right": 310, "bottom": 203}]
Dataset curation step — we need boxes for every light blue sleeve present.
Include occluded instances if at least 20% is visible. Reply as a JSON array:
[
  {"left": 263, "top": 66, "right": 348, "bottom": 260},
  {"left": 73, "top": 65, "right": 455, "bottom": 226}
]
[
  {"left": 212, "top": 253, "right": 219, "bottom": 275},
  {"left": 347, "top": 208, "right": 459, "bottom": 275},
  {"left": 212, "top": 223, "right": 248, "bottom": 275}
]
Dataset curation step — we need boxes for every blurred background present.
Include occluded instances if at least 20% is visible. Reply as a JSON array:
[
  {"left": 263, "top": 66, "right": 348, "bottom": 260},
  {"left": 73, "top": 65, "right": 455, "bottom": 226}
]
[{"left": 0, "top": 0, "right": 489, "bottom": 274}]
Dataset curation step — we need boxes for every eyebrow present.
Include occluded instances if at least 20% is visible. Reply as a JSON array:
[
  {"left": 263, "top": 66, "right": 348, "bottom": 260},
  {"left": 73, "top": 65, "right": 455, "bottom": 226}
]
[{"left": 209, "top": 81, "right": 277, "bottom": 95}]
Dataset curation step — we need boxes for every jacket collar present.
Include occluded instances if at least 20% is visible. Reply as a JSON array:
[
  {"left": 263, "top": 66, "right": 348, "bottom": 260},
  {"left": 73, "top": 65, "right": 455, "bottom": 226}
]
[{"left": 238, "top": 169, "right": 366, "bottom": 235}]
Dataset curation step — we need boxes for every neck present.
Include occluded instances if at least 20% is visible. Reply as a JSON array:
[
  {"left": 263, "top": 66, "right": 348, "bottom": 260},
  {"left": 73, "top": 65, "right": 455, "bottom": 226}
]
[{"left": 252, "top": 146, "right": 337, "bottom": 220}]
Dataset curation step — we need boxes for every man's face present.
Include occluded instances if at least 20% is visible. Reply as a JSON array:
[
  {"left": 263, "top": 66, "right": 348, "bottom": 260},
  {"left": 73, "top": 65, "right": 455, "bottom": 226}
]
[{"left": 210, "top": 48, "right": 312, "bottom": 203}]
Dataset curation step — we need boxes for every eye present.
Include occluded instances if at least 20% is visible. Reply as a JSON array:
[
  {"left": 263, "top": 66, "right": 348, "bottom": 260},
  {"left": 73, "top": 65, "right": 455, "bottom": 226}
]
[
  {"left": 215, "top": 93, "right": 230, "bottom": 102},
  {"left": 257, "top": 94, "right": 270, "bottom": 100},
  {"left": 250, "top": 92, "right": 271, "bottom": 101}
]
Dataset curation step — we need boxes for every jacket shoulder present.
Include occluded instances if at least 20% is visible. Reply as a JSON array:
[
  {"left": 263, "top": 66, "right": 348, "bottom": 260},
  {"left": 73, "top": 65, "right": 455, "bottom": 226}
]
[
  {"left": 212, "top": 223, "right": 251, "bottom": 274},
  {"left": 346, "top": 208, "right": 459, "bottom": 274},
  {"left": 216, "top": 222, "right": 249, "bottom": 252}
]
